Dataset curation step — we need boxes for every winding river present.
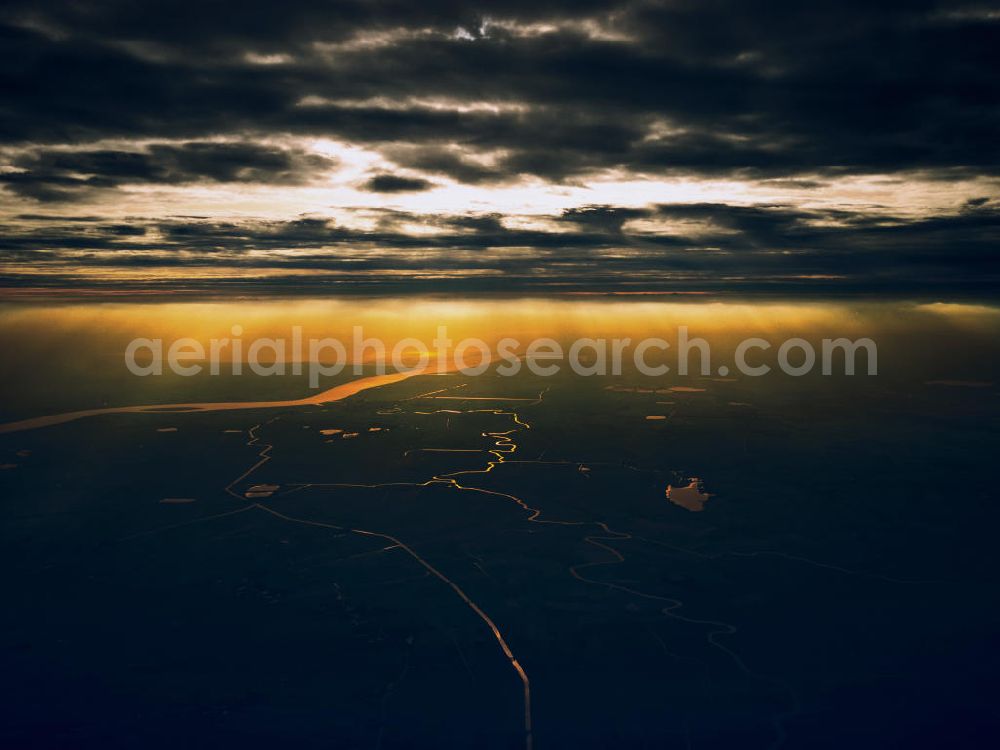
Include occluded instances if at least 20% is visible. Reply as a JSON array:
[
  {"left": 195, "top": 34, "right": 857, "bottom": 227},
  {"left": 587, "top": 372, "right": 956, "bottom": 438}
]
[{"left": 0, "top": 369, "right": 432, "bottom": 434}]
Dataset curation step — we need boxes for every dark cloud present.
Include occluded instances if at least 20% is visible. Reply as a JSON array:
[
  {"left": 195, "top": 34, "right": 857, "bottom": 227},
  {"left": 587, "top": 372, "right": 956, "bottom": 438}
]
[
  {"left": 0, "top": 1, "right": 997, "bottom": 294},
  {"left": 0, "top": 1, "right": 616, "bottom": 55},
  {"left": 360, "top": 174, "right": 434, "bottom": 193},
  {"left": 2, "top": 203, "right": 997, "bottom": 296},
  {"left": 1, "top": 142, "right": 335, "bottom": 201},
  {"left": 561, "top": 206, "right": 650, "bottom": 234},
  {"left": 0, "top": 1, "right": 996, "bottom": 179},
  {"left": 100, "top": 224, "right": 147, "bottom": 236}
]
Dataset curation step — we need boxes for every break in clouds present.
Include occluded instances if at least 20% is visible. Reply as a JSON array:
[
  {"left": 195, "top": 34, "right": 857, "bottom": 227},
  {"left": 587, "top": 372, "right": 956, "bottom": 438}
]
[{"left": 0, "top": 0, "right": 998, "bottom": 295}]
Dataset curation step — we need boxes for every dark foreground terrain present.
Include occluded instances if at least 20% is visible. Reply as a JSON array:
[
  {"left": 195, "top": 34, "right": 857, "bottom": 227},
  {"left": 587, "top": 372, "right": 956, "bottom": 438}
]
[{"left": 2, "top": 362, "right": 999, "bottom": 749}]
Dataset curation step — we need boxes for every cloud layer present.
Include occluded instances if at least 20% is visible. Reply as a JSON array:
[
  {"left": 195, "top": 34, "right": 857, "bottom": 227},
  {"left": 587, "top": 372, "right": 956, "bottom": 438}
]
[{"left": 0, "top": 1, "right": 997, "bottom": 295}]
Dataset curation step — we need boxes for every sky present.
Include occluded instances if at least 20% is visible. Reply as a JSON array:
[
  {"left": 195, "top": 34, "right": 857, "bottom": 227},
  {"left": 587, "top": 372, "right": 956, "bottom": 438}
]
[{"left": 0, "top": 0, "right": 997, "bottom": 297}]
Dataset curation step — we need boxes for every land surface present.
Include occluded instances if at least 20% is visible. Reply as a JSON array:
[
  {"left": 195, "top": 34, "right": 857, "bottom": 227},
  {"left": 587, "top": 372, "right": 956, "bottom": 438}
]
[{"left": 2, "top": 364, "right": 999, "bottom": 748}]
